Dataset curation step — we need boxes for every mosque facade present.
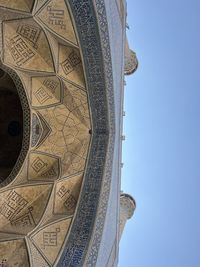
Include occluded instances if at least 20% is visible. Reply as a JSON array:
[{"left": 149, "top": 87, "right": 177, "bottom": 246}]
[{"left": 0, "top": 0, "right": 137, "bottom": 266}]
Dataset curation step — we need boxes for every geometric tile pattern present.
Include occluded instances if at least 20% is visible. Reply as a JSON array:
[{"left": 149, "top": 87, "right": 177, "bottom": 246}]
[
  {"left": 28, "top": 152, "right": 60, "bottom": 181},
  {"left": 37, "top": 105, "right": 90, "bottom": 177},
  {"left": 30, "top": 218, "right": 71, "bottom": 265},
  {"left": 0, "top": 0, "right": 91, "bottom": 265},
  {"left": 0, "top": 184, "right": 52, "bottom": 235},
  {"left": 58, "top": 45, "right": 85, "bottom": 89},
  {"left": 36, "top": 0, "right": 77, "bottom": 46},
  {"left": 54, "top": 173, "right": 83, "bottom": 216},
  {"left": 58, "top": 1, "right": 114, "bottom": 266},
  {"left": 3, "top": 18, "right": 54, "bottom": 73},
  {"left": 31, "top": 112, "right": 52, "bottom": 147},
  {"left": 31, "top": 76, "right": 62, "bottom": 108},
  {"left": 32, "top": 113, "right": 43, "bottom": 147}
]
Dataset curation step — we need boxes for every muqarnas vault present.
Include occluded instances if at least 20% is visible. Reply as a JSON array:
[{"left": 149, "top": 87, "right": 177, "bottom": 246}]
[{"left": 0, "top": 0, "right": 137, "bottom": 266}]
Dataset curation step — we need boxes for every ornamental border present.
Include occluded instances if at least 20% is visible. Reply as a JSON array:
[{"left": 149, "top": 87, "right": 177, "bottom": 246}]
[
  {"left": 85, "top": 0, "right": 116, "bottom": 265},
  {"left": 0, "top": 63, "right": 31, "bottom": 188},
  {"left": 59, "top": 0, "right": 115, "bottom": 266}
]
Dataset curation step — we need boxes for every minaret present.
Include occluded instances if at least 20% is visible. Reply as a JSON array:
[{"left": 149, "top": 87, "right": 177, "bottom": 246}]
[
  {"left": 124, "top": 38, "right": 138, "bottom": 75},
  {"left": 119, "top": 193, "right": 136, "bottom": 239}
]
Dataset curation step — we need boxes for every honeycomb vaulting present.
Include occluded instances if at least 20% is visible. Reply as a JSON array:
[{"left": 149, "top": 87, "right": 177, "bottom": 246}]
[{"left": 0, "top": 1, "right": 91, "bottom": 266}]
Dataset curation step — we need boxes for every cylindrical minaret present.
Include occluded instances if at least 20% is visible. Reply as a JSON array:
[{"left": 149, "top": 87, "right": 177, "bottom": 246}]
[
  {"left": 124, "top": 38, "right": 138, "bottom": 75},
  {"left": 119, "top": 193, "right": 136, "bottom": 240}
]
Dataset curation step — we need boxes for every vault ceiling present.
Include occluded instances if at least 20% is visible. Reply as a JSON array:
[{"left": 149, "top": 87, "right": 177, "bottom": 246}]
[{"left": 0, "top": 1, "right": 91, "bottom": 266}]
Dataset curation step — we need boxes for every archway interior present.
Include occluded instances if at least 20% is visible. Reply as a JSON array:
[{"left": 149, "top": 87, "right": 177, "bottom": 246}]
[{"left": 0, "top": 69, "right": 23, "bottom": 183}]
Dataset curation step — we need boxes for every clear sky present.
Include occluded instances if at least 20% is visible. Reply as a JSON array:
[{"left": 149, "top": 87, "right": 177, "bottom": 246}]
[{"left": 119, "top": 1, "right": 200, "bottom": 267}]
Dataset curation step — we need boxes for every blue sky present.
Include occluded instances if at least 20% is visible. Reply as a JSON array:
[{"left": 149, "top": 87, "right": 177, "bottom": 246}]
[{"left": 119, "top": 1, "right": 200, "bottom": 266}]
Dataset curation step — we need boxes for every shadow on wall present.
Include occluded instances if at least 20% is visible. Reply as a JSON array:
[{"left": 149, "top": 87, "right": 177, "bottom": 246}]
[{"left": 0, "top": 69, "right": 23, "bottom": 182}]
